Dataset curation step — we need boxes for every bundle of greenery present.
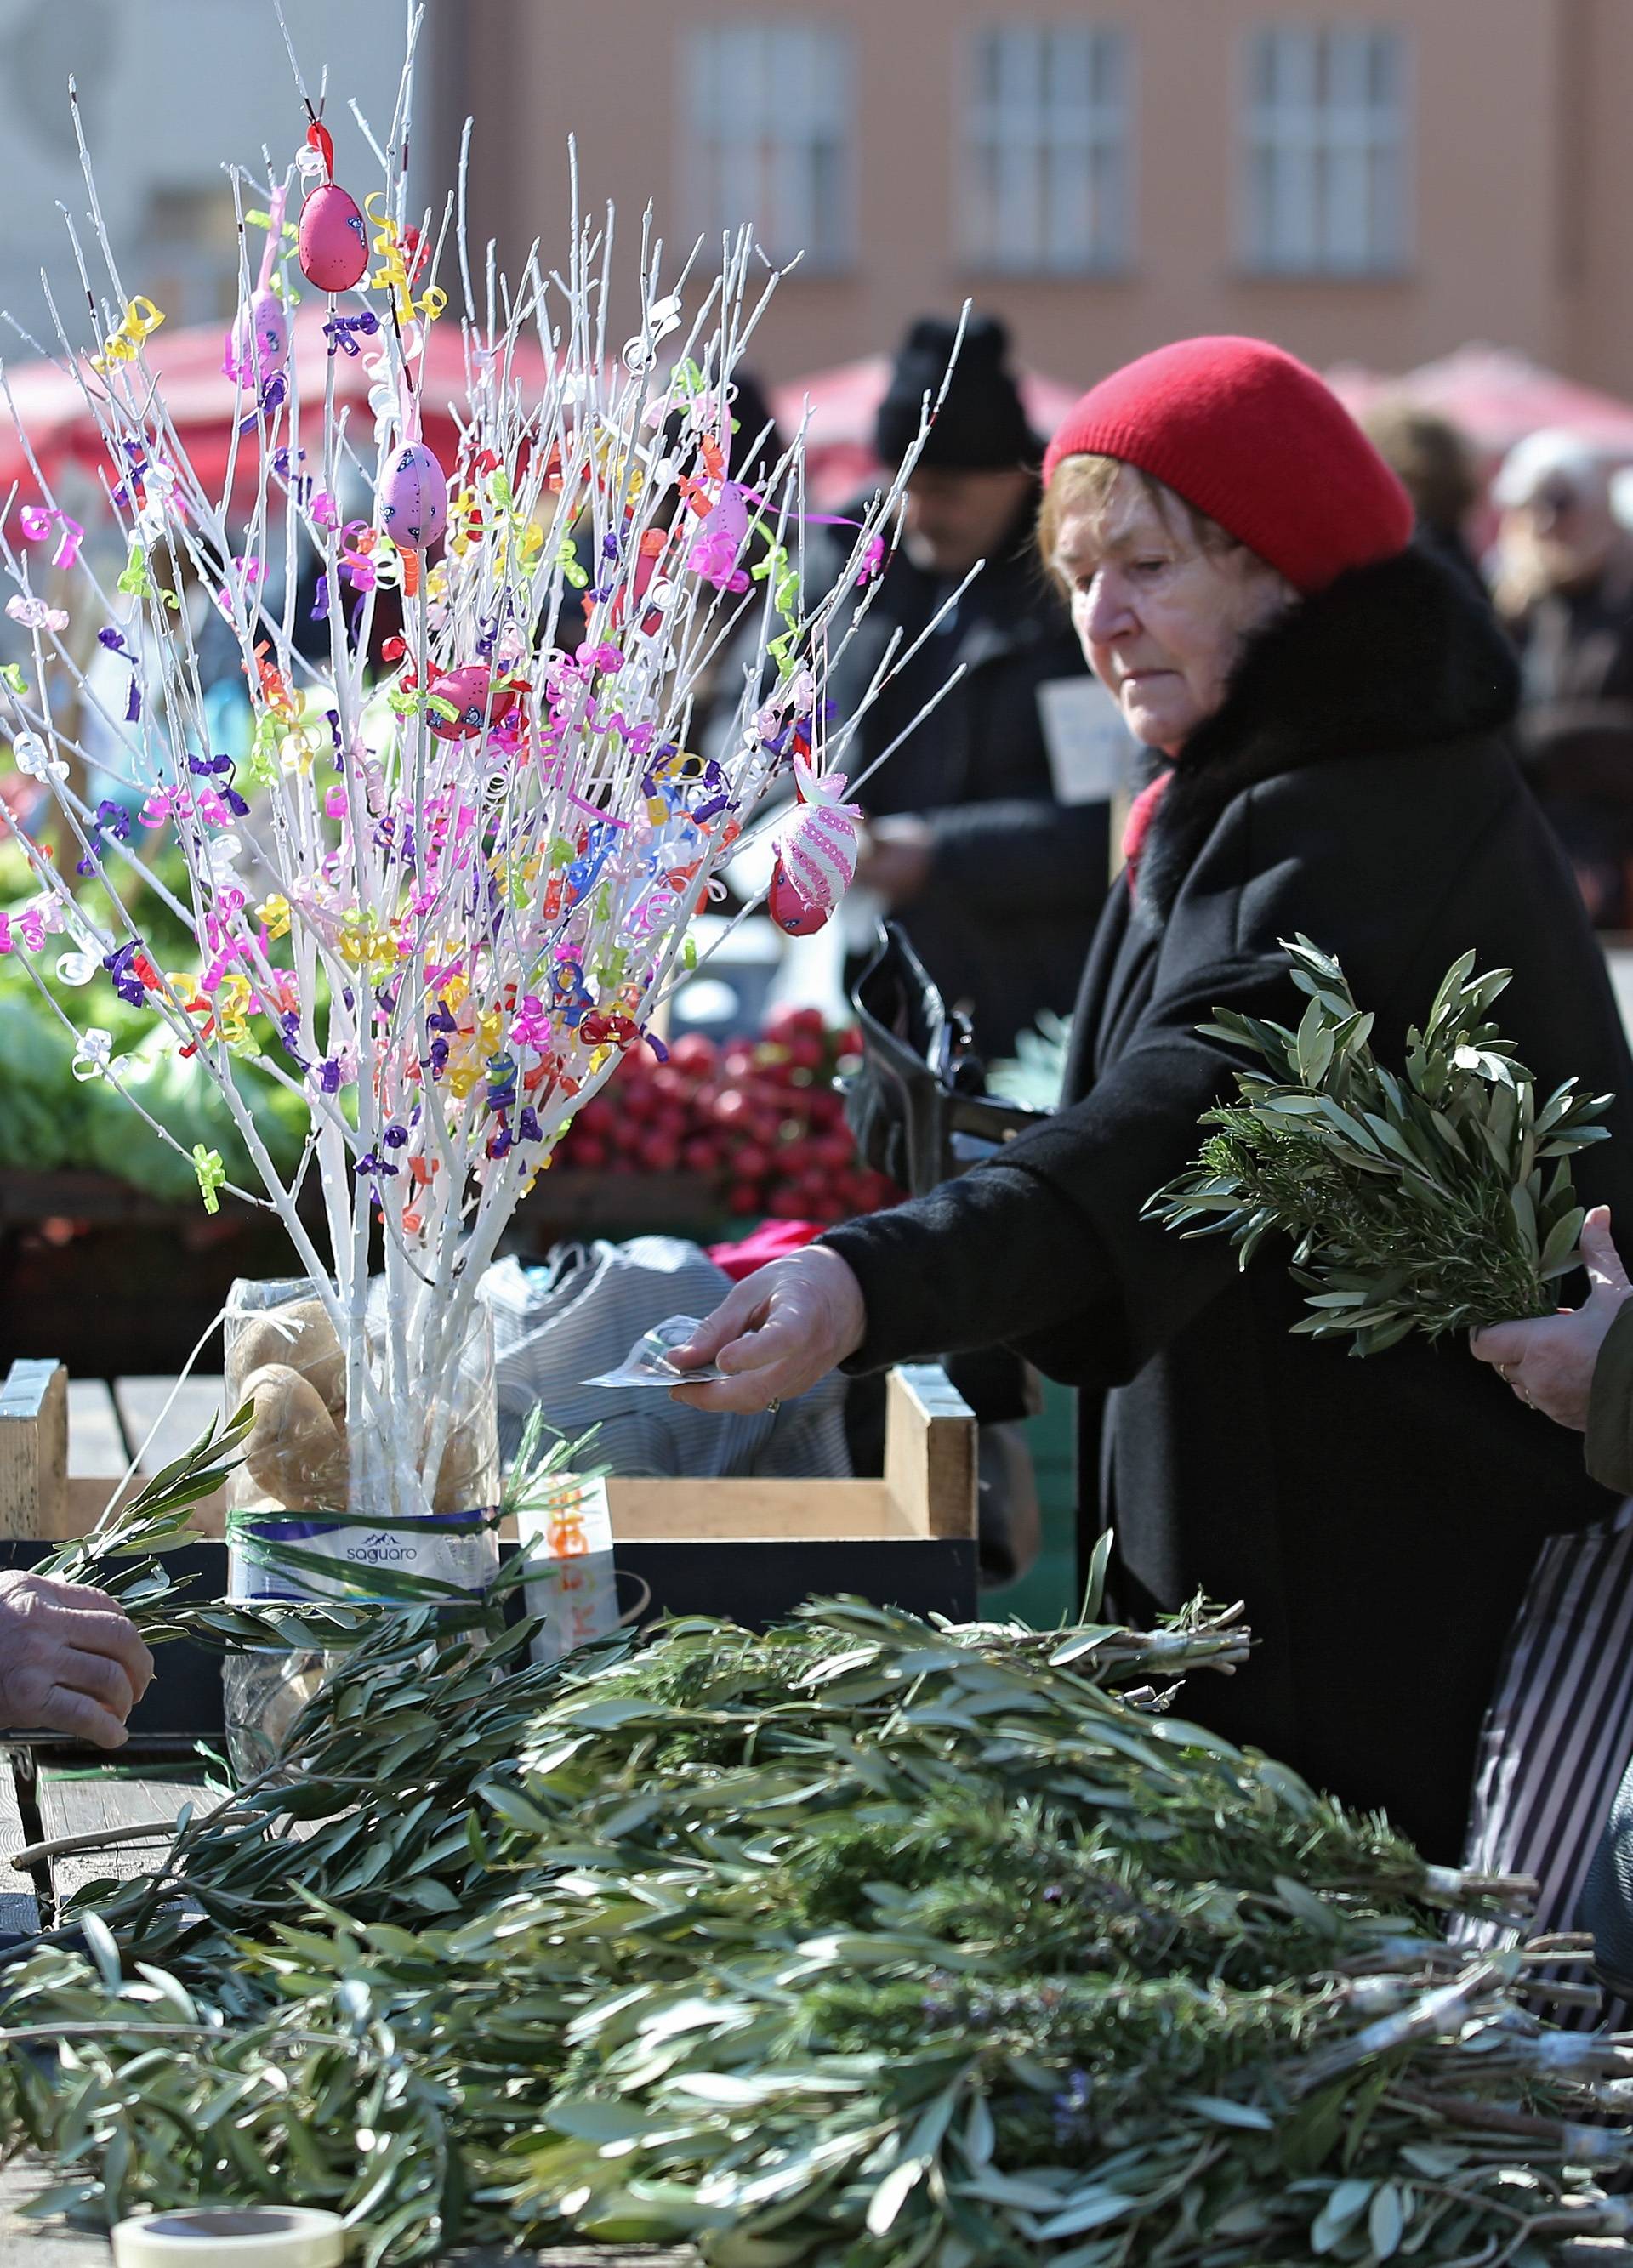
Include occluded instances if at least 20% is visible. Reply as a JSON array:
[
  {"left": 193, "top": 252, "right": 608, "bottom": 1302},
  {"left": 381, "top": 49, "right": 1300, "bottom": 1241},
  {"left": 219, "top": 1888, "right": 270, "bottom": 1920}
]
[
  {"left": 1146, "top": 936, "right": 1611, "bottom": 1355},
  {"left": 3, "top": 1518, "right": 1631, "bottom": 2265}
]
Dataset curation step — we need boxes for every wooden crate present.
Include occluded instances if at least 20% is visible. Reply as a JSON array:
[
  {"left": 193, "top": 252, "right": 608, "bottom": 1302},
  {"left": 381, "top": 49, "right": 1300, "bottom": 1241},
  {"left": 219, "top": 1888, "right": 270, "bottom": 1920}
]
[
  {"left": 0, "top": 1357, "right": 979, "bottom": 1740},
  {"left": 0, "top": 1363, "right": 214, "bottom": 1540}
]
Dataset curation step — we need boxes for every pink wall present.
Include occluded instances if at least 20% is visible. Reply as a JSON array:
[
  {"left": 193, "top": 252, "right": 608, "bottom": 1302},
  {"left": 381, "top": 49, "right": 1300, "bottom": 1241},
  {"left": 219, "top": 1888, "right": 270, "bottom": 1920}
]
[{"left": 446, "top": 0, "right": 1631, "bottom": 400}]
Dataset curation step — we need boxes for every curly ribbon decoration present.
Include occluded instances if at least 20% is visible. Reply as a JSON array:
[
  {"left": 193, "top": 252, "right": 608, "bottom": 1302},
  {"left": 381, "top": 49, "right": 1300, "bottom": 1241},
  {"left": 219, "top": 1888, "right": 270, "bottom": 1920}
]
[
  {"left": 191, "top": 1144, "right": 226, "bottom": 1214},
  {"left": 467, "top": 464, "right": 543, "bottom": 580},
  {"left": 749, "top": 529, "right": 802, "bottom": 672},
  {"left": 324, "top": 309, "right": 380, "bottom": 358},
  {"left": 89, "top": 296, "right": 166, "bottom": 376},
  {"left": 116, "top": 541, "right": 179, "bottom": 611},
  {"left": 18, "top": 506, "right": 84, "bottom": 571},
  {"left": 364, "top": 194, "right": 447, "bottom": 326},
  {"left": 244, "top": 205, "right": 299, "bottom": 253}
]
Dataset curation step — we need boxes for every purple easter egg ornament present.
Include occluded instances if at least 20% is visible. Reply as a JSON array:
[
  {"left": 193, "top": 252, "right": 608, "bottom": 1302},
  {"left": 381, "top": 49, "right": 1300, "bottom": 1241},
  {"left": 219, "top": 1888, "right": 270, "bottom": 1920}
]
[
  {"left": 379, "top": 441, "right": 449, "bottom": 552},
  {"left": 225, "top": 287, "right": 289, "bottom": 388}
]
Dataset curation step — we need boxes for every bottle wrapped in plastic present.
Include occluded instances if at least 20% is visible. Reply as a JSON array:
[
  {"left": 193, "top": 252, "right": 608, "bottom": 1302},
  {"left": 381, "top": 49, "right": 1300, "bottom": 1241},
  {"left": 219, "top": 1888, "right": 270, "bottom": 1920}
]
[{"left": 220, "top": 1276, "right": 499, "bottom": 1777}]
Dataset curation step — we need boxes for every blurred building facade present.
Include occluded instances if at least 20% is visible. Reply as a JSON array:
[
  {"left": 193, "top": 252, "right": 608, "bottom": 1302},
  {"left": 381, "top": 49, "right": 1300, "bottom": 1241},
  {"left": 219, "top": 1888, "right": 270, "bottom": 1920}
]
[
  {"left": 0, "top": 1, "right": 401, "bottom": 357},
  {"left": 424, "top": 0, "right": 1633, "bottom": 396}
]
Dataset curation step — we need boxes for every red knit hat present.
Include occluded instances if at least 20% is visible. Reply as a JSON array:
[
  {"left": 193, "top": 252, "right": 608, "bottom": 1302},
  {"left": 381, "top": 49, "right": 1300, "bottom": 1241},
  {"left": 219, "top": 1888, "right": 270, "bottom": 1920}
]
[{"left": 1042, "top": 336, "right": 1413, "bottom": 594}]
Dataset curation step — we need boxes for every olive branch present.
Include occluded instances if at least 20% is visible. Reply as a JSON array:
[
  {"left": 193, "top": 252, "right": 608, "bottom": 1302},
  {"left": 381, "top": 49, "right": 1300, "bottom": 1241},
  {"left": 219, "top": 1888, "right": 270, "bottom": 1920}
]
[{"left": 1146, "top": 936, "right": 1613, "bottom": 1355}]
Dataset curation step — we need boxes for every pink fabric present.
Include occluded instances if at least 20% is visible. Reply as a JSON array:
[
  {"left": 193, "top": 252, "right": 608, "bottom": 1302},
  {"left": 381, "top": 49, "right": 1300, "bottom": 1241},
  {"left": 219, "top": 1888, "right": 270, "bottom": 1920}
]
[
  {"left": 708, "top": 1218, "right": 825, "bottom": 1280},
  {"left": 1121, "top": 770, "right": 1174, "bottom": 891}
]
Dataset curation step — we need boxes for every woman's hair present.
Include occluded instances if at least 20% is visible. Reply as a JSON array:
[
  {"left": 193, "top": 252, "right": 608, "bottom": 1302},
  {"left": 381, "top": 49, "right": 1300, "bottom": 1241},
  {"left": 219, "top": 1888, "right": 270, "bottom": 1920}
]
[{"left": 1037, "top": 452, "right": 1242, "bottom": 594}]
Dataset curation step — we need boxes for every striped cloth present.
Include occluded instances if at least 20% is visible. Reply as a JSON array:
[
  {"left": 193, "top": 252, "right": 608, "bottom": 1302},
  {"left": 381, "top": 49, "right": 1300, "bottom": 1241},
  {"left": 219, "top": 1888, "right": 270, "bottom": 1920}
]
[
  {"left": 479, "top": 1238, "right": 851, "bottom": 1481},
  {"left": 1459, "top": 1498, "right": 1633, "bottom": 1978}
]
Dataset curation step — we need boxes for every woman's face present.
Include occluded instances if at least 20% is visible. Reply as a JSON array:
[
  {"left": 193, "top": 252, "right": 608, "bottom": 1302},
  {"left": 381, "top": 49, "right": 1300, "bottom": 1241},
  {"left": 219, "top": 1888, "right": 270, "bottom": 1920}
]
[{"left": 1054, "top": 469, "right": 1293, "bottom": 754}]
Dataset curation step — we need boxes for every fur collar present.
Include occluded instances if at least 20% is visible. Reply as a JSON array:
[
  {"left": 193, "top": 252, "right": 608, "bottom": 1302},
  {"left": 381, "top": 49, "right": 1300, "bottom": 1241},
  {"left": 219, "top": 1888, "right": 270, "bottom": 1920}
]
[{"left": 1135, "top": 544, "right": 1521, "bottom": 921}]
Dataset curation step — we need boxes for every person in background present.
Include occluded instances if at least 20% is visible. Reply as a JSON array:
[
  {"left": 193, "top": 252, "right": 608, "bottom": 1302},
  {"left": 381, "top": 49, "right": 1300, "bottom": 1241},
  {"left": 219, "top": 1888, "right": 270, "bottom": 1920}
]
[
  {"left": 1493, "top": 429, "right": 1633, "bottom": 926},
  {"left": 833, "top": 314, "right": 1107, "bottom": 1060},
  {"left": 1361, "top": 399, "right": 1486, "bottom": 594},
  {"left": 0, "top": 1569, "right": 154, "bottom": 1749}
]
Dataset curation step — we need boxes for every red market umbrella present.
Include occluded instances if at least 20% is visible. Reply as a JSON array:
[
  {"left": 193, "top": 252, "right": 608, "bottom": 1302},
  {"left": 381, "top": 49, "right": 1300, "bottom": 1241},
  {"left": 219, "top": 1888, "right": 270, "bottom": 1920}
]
[
  {"left": 0, "top": 300, "right": 551, "bottom": 506},
  {"left": 771, "top": 354, "right": 1081, "bottom": 509},
  {"left": 1327, "top": 344, "right": 1633, "bottom": 463}
]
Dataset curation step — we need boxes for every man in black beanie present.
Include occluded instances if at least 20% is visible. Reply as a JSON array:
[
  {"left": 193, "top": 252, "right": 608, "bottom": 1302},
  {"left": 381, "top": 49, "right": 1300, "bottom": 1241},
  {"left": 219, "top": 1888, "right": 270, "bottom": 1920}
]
[{"left": 834, "top": 313, "right": 1108, "bottom": 1059}]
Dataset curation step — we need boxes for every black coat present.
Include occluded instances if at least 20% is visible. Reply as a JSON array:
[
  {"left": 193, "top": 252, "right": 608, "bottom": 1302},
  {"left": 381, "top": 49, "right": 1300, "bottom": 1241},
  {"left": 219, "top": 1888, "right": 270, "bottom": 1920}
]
[
  {"left": 825, "top": 545, "right": 1633, "bottom": 1859},
  {"left": 830, "top": 498, "right": 1107, "bottom": 1057}
]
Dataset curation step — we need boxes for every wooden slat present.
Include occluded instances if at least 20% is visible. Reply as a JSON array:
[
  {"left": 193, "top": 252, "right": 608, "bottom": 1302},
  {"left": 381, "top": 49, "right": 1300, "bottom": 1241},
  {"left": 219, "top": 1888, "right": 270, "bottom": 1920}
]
[
  {"left": 115, "top": 1376, "right": 227, "bottom": 1470},
  {"left": 884, "top": 1365, "right": 977, "bottom": 1539},
  {"left": 605, "top": 1476, "right": 914, "bottom": 1540},
  {"left": 0, "top": 1361, "right": 67, "bottom": 1539},
  {"left": 60, "top": 1475, "right": 136, "bottom": 1535},
  {"left": 36, "top": 1772, "right": 219, "bottom": 1909},
  {"left": 0, "top": 1755, "right": 38, "bottom": 1935},
  {"left": 66, "top": 1380, "right": 128, "bottom": 1477},
  {"left": 113, "top": 1377, "right": 227, "bottom": 1538},
  {"left": 56, "top": 1379, "right": 135, "bottom": 1540}
]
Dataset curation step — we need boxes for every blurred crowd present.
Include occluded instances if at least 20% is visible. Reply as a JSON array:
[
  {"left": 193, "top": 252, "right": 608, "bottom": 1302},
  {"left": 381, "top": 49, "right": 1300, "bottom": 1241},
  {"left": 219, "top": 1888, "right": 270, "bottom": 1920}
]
[
  {"left": 691, "top": 321, "right": 1633, "bottom": 1099},
  {"left": 1360, "top": 401, "right": 1633, "bottom": 931}
]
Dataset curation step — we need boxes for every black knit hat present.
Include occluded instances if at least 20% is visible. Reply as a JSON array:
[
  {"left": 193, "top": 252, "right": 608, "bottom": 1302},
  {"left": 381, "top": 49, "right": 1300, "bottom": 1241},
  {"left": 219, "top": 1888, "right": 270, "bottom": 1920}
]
[{"left": 874, "top": 313, "right": 1041, "bottom": 472}]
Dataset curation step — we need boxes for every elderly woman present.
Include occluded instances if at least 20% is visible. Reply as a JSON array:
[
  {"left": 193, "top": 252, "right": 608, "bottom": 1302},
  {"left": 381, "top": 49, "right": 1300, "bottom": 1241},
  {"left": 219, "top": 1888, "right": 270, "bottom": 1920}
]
[{"left": 674, "top": 337, "right": 1633, "bottom": 1859}]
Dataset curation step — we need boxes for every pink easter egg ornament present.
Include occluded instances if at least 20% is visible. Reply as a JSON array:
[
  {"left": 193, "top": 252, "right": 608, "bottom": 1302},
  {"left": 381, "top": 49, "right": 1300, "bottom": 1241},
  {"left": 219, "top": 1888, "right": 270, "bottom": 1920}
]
[
  {"left": 426, "top": 662, "right": 518, "bottom": 742},
  {"left": 767, "top": 860, "right": 831, "bottom": 936},
  {"left": 768, "top": 757, "right": 863, "bottom": 935},
  {"left": 297, "top": 122, "right": 368, "bottom": 293},
  {"left": 225, "top": 183, "right": 292, "bottom": 386}
]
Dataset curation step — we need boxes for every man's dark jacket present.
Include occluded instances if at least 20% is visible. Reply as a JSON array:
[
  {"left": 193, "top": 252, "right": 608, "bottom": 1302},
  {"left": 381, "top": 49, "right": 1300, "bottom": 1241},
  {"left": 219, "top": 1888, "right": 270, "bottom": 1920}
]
[
  {"left": 831, "top": 499, "right": 1107, "bottom": 1056},
  {"left": 826, "top": 544, "right": 1633, "bottom": 1860}
]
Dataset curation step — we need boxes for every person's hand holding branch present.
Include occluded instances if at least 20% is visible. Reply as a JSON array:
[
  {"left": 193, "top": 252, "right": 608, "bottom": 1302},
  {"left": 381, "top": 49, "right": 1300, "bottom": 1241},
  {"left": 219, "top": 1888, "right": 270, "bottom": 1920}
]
[
  {"left": 1471, "top": 1205, "right": 1632, "bottom": 1429},
  {"left": 0, "top": 1572, "right": 155, "bottom": 1749}
]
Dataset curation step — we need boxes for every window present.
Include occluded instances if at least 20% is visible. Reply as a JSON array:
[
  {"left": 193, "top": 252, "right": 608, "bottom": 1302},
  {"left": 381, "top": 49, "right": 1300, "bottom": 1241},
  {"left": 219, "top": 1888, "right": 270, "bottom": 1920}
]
[
  {"left": 963, "top": 26, "right": 1130, "bottom": 274},
  {"left": 680, "top": 22, "right": 854, "bottom": 270},
  {"left": 1241, "top": 26, "right": 1409, "bottom": 276},
  {"left": 141, "top": 185, "right": 242, "bottom": 323}
]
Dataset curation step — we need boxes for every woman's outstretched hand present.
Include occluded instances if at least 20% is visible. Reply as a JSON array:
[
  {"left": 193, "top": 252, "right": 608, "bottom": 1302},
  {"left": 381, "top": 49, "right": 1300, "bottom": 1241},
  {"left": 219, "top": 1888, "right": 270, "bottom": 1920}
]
[
  {"left": 1470, "top": 1205, "right": 1632, "bottom": 1430},
  {"left": 666, "top": 1247, "right": 868, "bottom": 1415}
]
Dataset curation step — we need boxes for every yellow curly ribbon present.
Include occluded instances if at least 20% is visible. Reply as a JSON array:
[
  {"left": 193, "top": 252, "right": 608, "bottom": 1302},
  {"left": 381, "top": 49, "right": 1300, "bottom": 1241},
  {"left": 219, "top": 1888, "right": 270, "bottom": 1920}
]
[
  {"left": 90, "top": 296, "right": 166, "bottom": 376},
  {"left": 364, "top": 195, "right": 447, "bottom": 326},
  {"left": 337, "top": 911, "right": 400, "bottom": 970}
]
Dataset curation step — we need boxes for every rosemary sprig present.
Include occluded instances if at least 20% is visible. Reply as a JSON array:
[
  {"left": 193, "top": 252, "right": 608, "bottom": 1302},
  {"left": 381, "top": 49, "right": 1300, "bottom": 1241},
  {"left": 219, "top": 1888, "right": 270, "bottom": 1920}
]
[{"left": 1146, "top": 935, "right": 1613, "bottom": 1354}]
